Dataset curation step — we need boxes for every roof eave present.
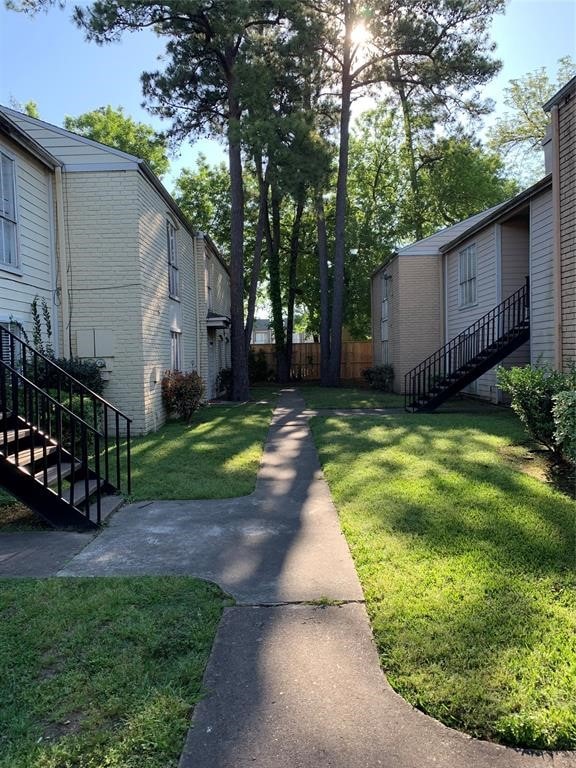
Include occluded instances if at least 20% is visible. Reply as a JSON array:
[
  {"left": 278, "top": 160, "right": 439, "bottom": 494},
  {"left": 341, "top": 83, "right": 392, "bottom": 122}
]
[
  {"left": 543, "top": 76, "right": 576, "bottom": 112},
  {"left": 0, "top": 112, "right": 60, "bottom": 170},
  {"left": 439, "top": 175, "right": 552, "bottom": 254}
]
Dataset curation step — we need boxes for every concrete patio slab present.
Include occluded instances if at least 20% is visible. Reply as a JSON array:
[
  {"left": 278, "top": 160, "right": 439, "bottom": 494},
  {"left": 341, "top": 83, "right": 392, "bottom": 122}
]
[{"left": 0, "top": 531, "right": 94, "bottom": 577}]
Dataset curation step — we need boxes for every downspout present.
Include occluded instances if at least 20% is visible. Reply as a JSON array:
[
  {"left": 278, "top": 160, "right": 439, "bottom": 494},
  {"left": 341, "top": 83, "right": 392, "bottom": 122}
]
[
  {"left": 54, "top": 166, "right": 71, "bottom": 357},
  {"left": 550, "top": 104, "right": 563, "bottom": 370}
]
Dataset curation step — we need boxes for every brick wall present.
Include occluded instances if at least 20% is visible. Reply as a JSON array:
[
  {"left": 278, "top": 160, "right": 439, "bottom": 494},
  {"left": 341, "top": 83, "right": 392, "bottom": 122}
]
[
  {"left": 62, "top": 170, "right": 146, "bottom": 432},
  {"left": 396, "top": 255, "right": 442, "bottom": 392}
]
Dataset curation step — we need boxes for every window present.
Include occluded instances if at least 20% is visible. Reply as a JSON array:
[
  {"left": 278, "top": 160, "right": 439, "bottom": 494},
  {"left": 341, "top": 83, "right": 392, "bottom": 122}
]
[
  {"left": 381, "top": 274, "right": 389, "bottom": 318},
  {"left": 459, "top": 244, "right": 477, "bottom": 307},
  {"left": 170, "top": 330, "right": 182, "bottom": 371},
  {"left": 380, "top": 274, "right": 389, "bottom": 342},
  {"left": 167, "top": 221, "right": 179, "bottom": 298},
  {"left": 254, "top": 331, "right": 268, "bottom": 344},
  {"left": 0, "top": 151, "right": 18, "bottom": 269}
]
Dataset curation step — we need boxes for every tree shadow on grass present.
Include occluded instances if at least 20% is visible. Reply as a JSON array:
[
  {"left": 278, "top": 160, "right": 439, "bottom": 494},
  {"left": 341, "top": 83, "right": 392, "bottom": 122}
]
[{"left": 311, "top": 412, "right": 576, "bottom": 749}]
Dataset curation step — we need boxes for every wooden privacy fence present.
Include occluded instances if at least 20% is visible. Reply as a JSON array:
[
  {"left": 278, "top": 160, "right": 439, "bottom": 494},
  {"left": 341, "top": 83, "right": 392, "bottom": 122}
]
[{"left": 250, "top": 341, "right": 373, "bottom": 382}]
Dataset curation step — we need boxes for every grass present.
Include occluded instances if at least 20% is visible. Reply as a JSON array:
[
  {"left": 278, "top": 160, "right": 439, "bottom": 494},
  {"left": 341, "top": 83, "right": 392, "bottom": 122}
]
[
  {"left": 310, "top": 410, "right": 576, "bottom": 750},
  {"left": 298, "top": 385, "right": 404, "bottom": 409},
  {"left": 0, "top": 576, "right": 230, "bottom": 768},
  {"left": 129, "top": 388, "right": 279, "bottom": 500}
]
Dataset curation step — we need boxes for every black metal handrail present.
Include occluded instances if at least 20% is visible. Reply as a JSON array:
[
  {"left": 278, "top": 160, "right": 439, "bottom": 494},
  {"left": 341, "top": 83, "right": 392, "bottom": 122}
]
[
  {"left": 404, "top": 277, "right": 530, "bottom": 411},
  {"left": 0, "top": 327, "right": 131, "bottom": 521}
]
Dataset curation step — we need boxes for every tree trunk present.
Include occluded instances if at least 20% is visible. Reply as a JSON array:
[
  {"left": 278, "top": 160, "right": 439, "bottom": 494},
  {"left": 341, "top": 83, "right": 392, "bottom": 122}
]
[
  {"left": 327, "top": 1, "right": 353, "bottom": 386},
  {"left": 315, "top": 191, "right": 331, "bottom": 385},
  {"left": 283, "top": 195, "right": 305, "bottom": 380},
  {"left": 227, "top": 93, "right": 250, "bottom": 401},
  {"left": 244, "top": 158, "right": 269, "bottom": 356},
  {"left": 266, "top": 183, "right": 289, "bottom": 385}
]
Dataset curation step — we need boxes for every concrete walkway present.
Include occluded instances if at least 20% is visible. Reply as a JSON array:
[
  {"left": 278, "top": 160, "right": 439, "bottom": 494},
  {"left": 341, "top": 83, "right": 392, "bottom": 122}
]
[
  {"left": 60, "top": 390, "right": 575, "bottom": 767},
  {"left": 3, "top": 390, "right": 574, "bottom": 766}
]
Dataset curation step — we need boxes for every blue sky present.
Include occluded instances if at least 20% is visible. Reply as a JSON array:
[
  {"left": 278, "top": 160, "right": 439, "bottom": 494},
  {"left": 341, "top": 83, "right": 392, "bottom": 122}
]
[{"left": 1, "top": 0, "right": 574, "bottom": 187}]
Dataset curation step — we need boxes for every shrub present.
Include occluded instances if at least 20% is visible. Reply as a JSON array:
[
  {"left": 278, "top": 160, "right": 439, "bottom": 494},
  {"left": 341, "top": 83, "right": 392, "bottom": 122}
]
[
  {"left": 46, "top": 390, "right": 102, "bottom": 457},
  {"left": 215, "top": 367, "right": 233, "bottom": 398},
  {"left": 362, "top": 365, "right": 394, "bottom": 392},
  {"left": 161, "top": 370, "right": 205, "bottom": 421},
  {"left": 553, "top": 390, "right": 576, "bottom": 465},
  {"left": 497, "top": 364, "right": 576, "bottom": 454},
  {"left": 249, "top": 349, "right": 271, "bottom": 383},
  {"left": 29, "top": 357, "right": 105, "bottom": 396}
]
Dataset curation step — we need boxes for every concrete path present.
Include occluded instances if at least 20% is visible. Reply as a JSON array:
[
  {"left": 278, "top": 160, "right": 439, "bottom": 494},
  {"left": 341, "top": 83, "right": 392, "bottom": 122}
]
[
  {"left": 0, "top": 531, "right": 94, "bottom": 577},
  {"left": 6, "top": 390, "right": 575, "bottom": 766}
]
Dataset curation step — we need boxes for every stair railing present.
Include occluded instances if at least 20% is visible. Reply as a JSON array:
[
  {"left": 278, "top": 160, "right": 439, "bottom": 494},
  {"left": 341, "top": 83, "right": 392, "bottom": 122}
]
[
  {"left": 0, "top": 325, "right": 131, "bottom": 511},
  {"left": 404, "top": 277, "right": 530, "bottom": 411}
]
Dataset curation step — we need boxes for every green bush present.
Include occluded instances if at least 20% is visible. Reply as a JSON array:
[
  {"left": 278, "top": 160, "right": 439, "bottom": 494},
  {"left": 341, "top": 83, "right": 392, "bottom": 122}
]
[
  {"left": 161, "top": 370, "right": 205, "bottom": 421},
  {"left": 29, "top": 356, "right": 105, "bottom": 396},
  {"left": 362, "top": 365, "right": 394, "bottom": 392},
  {"left": 46, "top": 390, "right": 102, "bottom": 457},
  {"left": 215, "top": 367, "right": 233, "bottom": 398},
  {"left": 552, "top": 390, "right": 576, "bottom": 465},
  {"left": 249, "top": 349, "right": 271, "bottom": 383},
  {"left": 497, "top": 365, "right": 576, "bottom": 454}
]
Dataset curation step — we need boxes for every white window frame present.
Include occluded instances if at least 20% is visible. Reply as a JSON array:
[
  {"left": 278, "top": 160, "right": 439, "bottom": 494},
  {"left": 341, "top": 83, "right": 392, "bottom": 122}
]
[
  {"left": 170, "top": 330, "right": 182, "bottom": 371},
  {"left": 167, "top": 220, "right": 179, "bottom": 299},
  {"left": 254, "top": 331, "right": 268, "bottom": 344},
  {"left": 0, "top": 150, "right": 19, "bottom": 272},
  {"left": 459, "top": 244, "right": 477, "bottom": 308}
]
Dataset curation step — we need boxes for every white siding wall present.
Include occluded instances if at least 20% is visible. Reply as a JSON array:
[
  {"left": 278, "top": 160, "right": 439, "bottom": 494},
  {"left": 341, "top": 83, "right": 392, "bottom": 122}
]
[
  {"left": 63, "top": 170, "right": 145, "bottom": 432},
  {"left": 529, "top": 189, "right": 555, "bottom": 366},
  {"left": 206, "top": 246, "right": 231, "bottom": 317},
  {"left": 499, "top": 217, "right": 531, "bottom": 370},
  {"left": 445, "top": 226, "right": 498, "bottom": 400},
  {"left": 0, "top": 135, "right": 56, "bottom": 341}
]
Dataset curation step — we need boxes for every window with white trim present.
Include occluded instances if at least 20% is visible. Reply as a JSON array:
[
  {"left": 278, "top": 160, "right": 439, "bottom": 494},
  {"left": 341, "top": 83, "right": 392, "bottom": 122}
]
[
  {"left": 380, "top": 274, "right": 389, "bottom": 342},
  {"left": 170, "top": 330, "right": 182, "bottom": 371},
  {"left": 167, "top": 220, "right": 179, "bottom": 298},
  {"left": 459, "top": 244, "right": 477, "bottom": 307},
  {"left": 0, "top": 151, "right": 18, "bottom": 269}
]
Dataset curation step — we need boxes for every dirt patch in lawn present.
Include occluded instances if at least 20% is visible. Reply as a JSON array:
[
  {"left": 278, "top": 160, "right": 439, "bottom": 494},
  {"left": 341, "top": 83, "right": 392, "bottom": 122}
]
[
  {"left": 0, "top": 500, "right": 48, "bottom": 530},
  {"left": 500, "top": 443, "right": 575, "bottom": 498}
]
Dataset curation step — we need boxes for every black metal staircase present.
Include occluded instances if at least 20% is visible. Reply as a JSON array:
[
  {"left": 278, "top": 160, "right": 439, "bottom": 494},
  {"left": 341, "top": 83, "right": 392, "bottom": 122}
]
[
  {"left": 0, "top": 326, "right": 131, "bottom": 528},
  {"left": 405, "top": 278, "right": 530, "bottom": 412}
]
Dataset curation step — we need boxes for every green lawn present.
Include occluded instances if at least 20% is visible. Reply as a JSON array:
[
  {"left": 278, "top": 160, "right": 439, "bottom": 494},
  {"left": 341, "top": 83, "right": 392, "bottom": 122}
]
[
  {"left": 298, "top": 385, "right": 404, "bottom": 409},
  {"left": 130, "top": 389, "right": 278, "bottom": 500},
  {"left": 310, "top": 410, "right": 576, "bottom": 750},
  {"left": 0, "top": 576, "right": 229, "bottom": 768}
]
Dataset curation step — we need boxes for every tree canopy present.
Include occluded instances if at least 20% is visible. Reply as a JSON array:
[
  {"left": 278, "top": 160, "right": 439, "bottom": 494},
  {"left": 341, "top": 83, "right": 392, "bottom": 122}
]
[{"left": 488, "top": 56, "right": 576, "bottom": 185}]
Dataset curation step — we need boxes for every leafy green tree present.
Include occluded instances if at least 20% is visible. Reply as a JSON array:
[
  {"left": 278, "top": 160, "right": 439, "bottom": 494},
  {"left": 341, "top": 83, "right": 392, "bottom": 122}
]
[
  {"left": 488, "top": 56, "right": 576, "bottom": 185},
  {"left": 309, "top": 0, "right": 506, "bottom": 384},
  {"left": 415, "top": 132, "right": 518, "bottom": 232},
  {"left": 63, "top": 105, "right": 170, "bottom": 177},
  {"left": 173, "top": 156, "right": 232, "bottom": 255}
]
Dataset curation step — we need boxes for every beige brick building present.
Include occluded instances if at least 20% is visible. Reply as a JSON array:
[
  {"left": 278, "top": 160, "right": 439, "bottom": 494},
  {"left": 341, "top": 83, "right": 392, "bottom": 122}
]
[
  {"left": 0, "top": 107, "right": 230, "bottom": 434},
  {"left": 544, "top": 76, "right": 576, "bottom": 372}
]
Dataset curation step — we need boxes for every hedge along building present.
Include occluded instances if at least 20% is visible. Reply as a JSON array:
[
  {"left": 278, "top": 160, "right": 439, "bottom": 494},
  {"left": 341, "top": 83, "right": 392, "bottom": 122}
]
[{"left": 0, "top": 106, "right": 230, "bottom": 435}]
